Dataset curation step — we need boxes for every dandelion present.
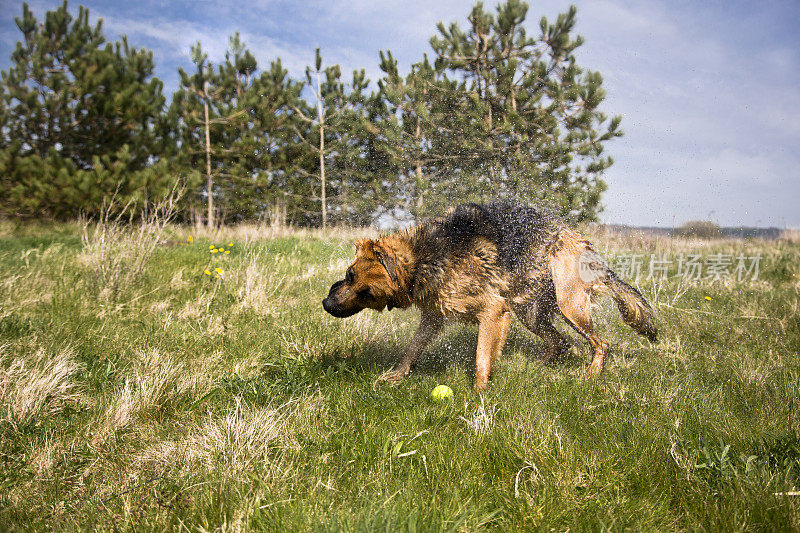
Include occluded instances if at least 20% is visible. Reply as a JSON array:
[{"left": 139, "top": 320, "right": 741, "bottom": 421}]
[
  {"left": 704, "top": 296, "right": 712, "bottom": 301},
  {"left": 215, "top": 268, "right": 223, "bottom": 274},
  {"left": 209, "top": 245, "right": 214, "bottom": 249},
  {"left": 228, "top": 243, "right": 234, "bottom": 247},
  {"left": 187, "top": 236, "right": 194, "bottom": 244},
  {"left": 211, "top": 249, "right": 218, "bottom": 254},
  {"left": 204, "top": 270, "right": 211, "bottom": 276},
  {"left": 224, "top": 250, "right": 230, "bottom": 254}
]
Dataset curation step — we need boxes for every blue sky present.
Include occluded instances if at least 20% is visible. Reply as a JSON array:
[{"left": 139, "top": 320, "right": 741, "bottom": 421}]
[{"left": 2, "top": 0, "right": 799, "bottom": 228}]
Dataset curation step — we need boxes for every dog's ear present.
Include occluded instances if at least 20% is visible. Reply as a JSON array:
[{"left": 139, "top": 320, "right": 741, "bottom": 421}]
[
  {"left": 373, "top": 243, "right": 399, "bottom": 285},
  {"left": 354, "top": 239, "right": 370, "bottom": 254}
]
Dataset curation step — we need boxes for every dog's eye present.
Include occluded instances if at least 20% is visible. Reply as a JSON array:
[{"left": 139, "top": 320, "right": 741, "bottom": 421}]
[{"left": 346, "top": 269, "right": 354, "bottom": 283}]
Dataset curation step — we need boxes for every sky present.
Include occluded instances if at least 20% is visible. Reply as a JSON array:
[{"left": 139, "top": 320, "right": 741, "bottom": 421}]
[{"left": 1, "top": 0, "right": 799, "bottom": 228}]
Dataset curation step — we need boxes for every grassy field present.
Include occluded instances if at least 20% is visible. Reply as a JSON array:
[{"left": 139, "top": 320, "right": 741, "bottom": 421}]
[{"left": 0, "top": 220, "right": 799, "bottom": 531}]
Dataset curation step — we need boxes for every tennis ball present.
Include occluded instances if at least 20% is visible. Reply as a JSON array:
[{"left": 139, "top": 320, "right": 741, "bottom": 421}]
[{"left": 430, "top": 384, "right": 454, "bottom": 401}]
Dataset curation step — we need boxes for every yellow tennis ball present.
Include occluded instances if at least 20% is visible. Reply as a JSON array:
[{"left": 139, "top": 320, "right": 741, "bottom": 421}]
[{"left": 430, "top": 384, "right": 453, "bottom": 401}]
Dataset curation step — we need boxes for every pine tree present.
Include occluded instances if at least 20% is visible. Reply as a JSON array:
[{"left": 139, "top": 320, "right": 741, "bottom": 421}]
[
  {"left": 218, "top": 35, "right": 307, "bottom": 223},
  {"left": 226, "top": 55, "right": 306, "bottom": 224},
  {"left": 324, "top": 69, "right": 378, "bottom": 226},
  {"left": 170, "top": 41, "right": 241, "bottom": 227},
  {"left": 0, "top": 2, "right": 173, "bottom": 219},
  {"left": 377, "top": 51, "right": 457, "bottom": 218},
  {"left": 378, "top": 0, "right": 622, "bottom": 222},
  {"left": 170, "top": 35, "right": 305, "bottom": 225},
  {"left": 354, "top": 90, "right": 408, "bottom": 225},
  {"left": 291, "top": 49, "right": 373, "bottom": 228}
]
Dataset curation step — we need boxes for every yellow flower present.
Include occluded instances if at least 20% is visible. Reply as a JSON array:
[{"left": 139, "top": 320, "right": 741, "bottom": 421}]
[
  {"left": 215, "top": 267, "right": 224, "bottom": 274},
  {"left": 204, "top": 270, "right": 211, "bottom": 276},
  {"left": 211, "top": 249, "right": 218, "bottom": 254},
  {"left": 209, "top": 245, "right": 214, "bottom": 249},
  {"left": 704, "top": 296, "right": 712, "bottom": 301},
  {"left": 187, "top": 236, "right": 194, "bottom": 244},
  {"left": 228, "top": 243, "right": 234, "bottom": 247},
  {"left": 224, "top": 250, "right": 230, "bottom": 254}
]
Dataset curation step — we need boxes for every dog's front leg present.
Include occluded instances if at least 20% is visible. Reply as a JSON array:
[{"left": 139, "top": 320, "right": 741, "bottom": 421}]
[
  {"left": 378, "top": 311, "right": 443, "bottom": 384},
  {"left": 474, "top": 306, "right": 508, "bottom": 392}
]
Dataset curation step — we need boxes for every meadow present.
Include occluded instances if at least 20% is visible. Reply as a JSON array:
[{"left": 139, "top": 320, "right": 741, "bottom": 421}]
[{"left": 0, "top": 218, "right": 798, "bottom": 531}]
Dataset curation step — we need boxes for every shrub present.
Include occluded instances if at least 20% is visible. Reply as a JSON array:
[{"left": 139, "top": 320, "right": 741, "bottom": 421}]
[{"left": 674, "top": 220, "right": 722, "bottom": 239}]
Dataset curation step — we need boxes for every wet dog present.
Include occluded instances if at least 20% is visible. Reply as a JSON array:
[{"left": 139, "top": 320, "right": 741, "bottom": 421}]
[{"left": 323, "top": 201, "right": 657, "bottom": 391}]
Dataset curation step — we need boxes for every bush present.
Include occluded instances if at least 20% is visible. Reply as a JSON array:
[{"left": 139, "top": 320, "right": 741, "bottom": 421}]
[{"left": 674, "top": 220, "right": 722, "bottom": 239}]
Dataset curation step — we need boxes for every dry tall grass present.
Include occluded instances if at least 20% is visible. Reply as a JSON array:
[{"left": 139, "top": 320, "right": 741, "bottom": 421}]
[
  {"left": 185, "top": 222, "right": 374, "bottom": 246},
  {"left": 0, "top": 344, "right": 83, "bottom": 427},
  {"left": 230, "top": 250, "right": 287, "bottom": 316},
  {"left": 781, "top": 228, "right": 800, "bottom": 243},
  {"left": 96, "top": 349, "right": 212, "bottom": 442},
  {"left": 79, "top": 187, "right": 182, "bottom": 300},
  {"left": 141, "top": 399, "right": 292, "bottom": 476}
]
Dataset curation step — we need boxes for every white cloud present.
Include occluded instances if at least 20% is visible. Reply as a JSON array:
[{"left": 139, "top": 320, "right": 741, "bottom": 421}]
[{"left": 547, "top": 0, "right": 800, "bottom": 227}]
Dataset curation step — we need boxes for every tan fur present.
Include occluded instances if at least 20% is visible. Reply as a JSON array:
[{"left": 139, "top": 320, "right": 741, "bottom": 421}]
[{"left": 549, "top": 230, "right": 609, "bottom": 374}]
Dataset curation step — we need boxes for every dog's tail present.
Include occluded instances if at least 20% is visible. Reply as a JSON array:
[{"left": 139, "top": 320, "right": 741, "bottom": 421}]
[
  {"left": 602, "top": 270, "right": 658, "bottom": 342},
  {"left": 550, "top": 229, "right": 658, "bottom": 343}
]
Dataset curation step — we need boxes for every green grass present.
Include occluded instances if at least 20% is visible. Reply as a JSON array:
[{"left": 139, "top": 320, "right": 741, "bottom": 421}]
[{"left": 0, "top": 222, "right": 798, "bottom": 531}]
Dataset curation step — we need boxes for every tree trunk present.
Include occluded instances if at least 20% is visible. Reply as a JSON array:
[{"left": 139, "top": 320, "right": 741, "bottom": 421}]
[
  {"left": 316, "top": 70, "right": 327, "bottom": 230},
  {"left": 414, "top": 109, "right": 424, "bottom": 216},
  {"left": 319, "top": 124, "right": 326, "bottom": 229},
  {"left": 203, "top": 80, "right": 213, "bottom": 228},
  {"left": 341, "top": 184, "right": 349, "bottom": 226},
  {"left": 271, "top": 197, "right": 286, "bottom": 227}
]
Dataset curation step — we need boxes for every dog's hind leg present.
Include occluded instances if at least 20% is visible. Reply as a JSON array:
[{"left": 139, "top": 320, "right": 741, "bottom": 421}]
[
  {"left": 491, "top": 309, "right": 512, "bottom": 366},
  {"left": 379, "top": 310, "right": 443, "bottom": 384},
  {"left": 513, "top": 299, "right": 571, "bottom": 363},
  {"left": 550, "top": 244, "right": 609, "bottom": 376},
  {"left": 556, "top": 290, "right": 608, "bottom": 376}
]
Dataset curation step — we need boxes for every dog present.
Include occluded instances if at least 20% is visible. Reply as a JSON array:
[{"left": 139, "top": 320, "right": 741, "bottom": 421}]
[{"left": 322, "top": 201, "right": 657, "bottom": 391}]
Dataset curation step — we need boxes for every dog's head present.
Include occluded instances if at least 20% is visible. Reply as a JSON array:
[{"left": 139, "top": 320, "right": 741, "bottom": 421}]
[{"left": 322, "top": 239, "right": 403, "bottom": 318}]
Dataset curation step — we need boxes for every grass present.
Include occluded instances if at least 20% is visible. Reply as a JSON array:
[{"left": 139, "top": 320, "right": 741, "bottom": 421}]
[{"left": 0, "top": 220, "right": 798, "bottom": 531}]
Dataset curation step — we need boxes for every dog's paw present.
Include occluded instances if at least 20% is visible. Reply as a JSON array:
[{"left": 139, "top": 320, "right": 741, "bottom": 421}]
[
  {"left": 586, "top": 361, "right": 604, "bottom": 377},
  {"left": 375, "top": 367, "right": 408, "bottom": 386},
  {"left": 473, "top": 380, "right": 489, "bottom": 393}
]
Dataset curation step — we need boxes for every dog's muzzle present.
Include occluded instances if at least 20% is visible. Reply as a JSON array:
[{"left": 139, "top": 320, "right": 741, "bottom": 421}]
[
  {"left": 322, "top": 296, "right": 360, "bottom": 318},
  {"left": 321, "top": 296, "right": 338, "bottom": 315},
  {"left": 322, "top": 281, "right": 360, "bottom": 318}
]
